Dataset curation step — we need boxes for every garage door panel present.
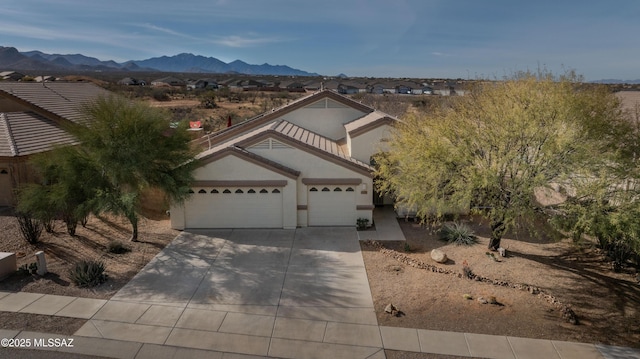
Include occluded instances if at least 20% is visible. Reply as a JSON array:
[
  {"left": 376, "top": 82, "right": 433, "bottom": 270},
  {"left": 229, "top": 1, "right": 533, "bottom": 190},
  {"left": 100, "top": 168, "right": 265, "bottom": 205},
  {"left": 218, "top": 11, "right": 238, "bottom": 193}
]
[
  {"left": 308, "top": 186, "right": 356, "bottom": 226},
  {"left": 185, "top": 187, "right": 283, "bottom": 228}
]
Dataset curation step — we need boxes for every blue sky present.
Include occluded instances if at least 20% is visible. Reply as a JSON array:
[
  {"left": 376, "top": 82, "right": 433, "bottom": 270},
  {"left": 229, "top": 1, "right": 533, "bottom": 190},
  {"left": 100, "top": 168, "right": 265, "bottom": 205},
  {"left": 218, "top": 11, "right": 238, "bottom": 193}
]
[{"left": 1, "top": 0, "right": 639, "bottom": 80}]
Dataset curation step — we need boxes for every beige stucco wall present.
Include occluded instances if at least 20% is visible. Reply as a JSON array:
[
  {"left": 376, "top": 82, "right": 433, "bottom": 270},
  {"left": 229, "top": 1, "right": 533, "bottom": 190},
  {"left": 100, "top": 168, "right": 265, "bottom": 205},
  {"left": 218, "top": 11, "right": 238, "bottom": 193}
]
[
  {"left": 347, "top": 124, "right": 393, "bottom": 163},
  {"left": 277, "top": 101, "right": 367, "bottom": 140},
  {"left": 249, "top": 145, "right": 373, "bottom": 226},
  {"left": 170, "top": 154, "right": 297, "bottom": 229}
]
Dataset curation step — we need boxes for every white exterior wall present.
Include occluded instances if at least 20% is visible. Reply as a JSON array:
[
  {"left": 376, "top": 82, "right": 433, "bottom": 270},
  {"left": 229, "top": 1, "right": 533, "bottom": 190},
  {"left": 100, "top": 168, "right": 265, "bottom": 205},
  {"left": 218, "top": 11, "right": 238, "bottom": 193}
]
[
  {"left": 347, "top": 124, "right": 393, "bottom": 163},
  {"left": 249, "top": 146, "right": 373, "bottom": 226},
  {"left": 277, "top": 102, "right": 367, "bottom": 140},
  {"left": 170, "top": 154, "right": 297, "bottom": 229}
]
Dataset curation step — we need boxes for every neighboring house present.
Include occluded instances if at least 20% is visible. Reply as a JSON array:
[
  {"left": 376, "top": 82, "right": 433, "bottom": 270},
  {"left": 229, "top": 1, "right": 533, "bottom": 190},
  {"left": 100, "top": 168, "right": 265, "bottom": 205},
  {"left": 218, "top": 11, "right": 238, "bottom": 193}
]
[
  {"left": 151, "top": 76, "right": 185, "bottom": 87},
  {"left": 0, "top": 82, "right": 110, "bottom": 206},
  {"left": 337, "top": 83, "right": 361, "bottom": 95},
  {"left": 170, "top": 90, "right": 397, "bottom": 230},
  {"left": 118, "top": 77, "right": 146, "bottom": 86},
  {"left": 0, "top": 71, "right": 25, "bottom": 81}
]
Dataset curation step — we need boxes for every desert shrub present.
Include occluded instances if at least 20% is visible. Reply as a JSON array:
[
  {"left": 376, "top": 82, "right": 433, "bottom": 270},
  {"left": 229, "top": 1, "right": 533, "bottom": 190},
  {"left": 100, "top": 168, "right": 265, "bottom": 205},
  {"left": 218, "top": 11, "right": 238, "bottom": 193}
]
[
  {"left": 107, "top": 240, "right": 130, "bottom": 254},
  {"left": 356, "top": 218, "right": 369, "bottom": 230},
  {"left": 152, "top": 89, "right": 170, "bottom": 101},
  {"left": 16, "top": 212, "right": 43, "bottom": 244},
  {"left": 439, "top": 222, "right": 478, "bottom": 246},
  {"left": 69, "top": 260, "right": 107, "bottom": 287}
]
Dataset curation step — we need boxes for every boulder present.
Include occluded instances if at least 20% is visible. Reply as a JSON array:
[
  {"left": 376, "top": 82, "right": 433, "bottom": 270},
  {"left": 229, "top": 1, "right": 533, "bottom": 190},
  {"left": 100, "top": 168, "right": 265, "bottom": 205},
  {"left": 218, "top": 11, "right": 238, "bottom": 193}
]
[{"left": 430, "top": 249, "right": 448, "bottom": 263}]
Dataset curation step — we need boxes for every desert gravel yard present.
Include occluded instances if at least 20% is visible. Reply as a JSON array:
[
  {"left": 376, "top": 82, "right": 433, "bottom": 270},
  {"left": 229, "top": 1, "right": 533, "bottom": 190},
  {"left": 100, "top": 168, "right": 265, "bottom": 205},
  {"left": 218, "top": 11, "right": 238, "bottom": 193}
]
[{"left": 1, "top": 207, "right": 639, "bottom": 351}]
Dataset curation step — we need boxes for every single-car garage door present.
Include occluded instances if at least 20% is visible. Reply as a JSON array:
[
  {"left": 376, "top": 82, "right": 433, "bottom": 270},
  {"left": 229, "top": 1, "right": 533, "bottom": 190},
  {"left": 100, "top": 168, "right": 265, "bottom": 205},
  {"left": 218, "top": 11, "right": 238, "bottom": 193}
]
[
  {"left": 308, "top": 185, "right": 356, "bottom": 226},
  {"left": 184, "top": 186, "right": 283, "bottom": 228}
]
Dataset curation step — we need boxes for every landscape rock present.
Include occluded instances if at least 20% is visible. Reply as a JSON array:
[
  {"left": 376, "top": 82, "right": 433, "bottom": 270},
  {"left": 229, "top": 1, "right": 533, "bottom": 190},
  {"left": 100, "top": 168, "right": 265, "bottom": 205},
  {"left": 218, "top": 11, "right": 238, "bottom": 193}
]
[
  {"left": 477, "top": 297, "right": 488, "bottom": 304},
  {"left": 430, "top": 249, "right": 448, "bottom": 263},
  {"left": 384, "top": 303, "right": 397, "bottom": 314}
]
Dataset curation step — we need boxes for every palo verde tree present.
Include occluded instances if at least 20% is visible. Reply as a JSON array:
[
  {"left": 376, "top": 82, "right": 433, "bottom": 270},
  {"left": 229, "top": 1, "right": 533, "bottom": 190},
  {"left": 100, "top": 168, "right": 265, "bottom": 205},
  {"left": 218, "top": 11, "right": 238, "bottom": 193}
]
[
  {"left": 553, "top": 99, "right": 640, "bottom": 269},
  {"left": 375, "top": 71, "right": 624, "bottom": 250},
  {"left": 18, "top": 146, "right": 104, "bottom": 236},
  {"left": 71, "top": 95, "right": 198, "bottom": 241}
]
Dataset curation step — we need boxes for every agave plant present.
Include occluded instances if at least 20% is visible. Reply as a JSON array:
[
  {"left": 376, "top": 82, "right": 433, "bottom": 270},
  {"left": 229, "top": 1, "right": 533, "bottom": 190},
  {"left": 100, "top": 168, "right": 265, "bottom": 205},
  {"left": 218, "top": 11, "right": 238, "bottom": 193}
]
[{"left": 439, "top": 222, "right": 478, "bottom": 246}]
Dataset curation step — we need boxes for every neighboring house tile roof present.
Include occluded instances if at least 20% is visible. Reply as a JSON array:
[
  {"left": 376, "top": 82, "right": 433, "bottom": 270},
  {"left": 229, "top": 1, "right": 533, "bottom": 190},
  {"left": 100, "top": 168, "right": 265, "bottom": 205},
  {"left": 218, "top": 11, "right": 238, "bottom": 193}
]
[
  {"left": 0, "top": 111, "right": 75, "bottom": 157},
  {"left": 0, "top": 82, "right": 110, "bottom": 125}
]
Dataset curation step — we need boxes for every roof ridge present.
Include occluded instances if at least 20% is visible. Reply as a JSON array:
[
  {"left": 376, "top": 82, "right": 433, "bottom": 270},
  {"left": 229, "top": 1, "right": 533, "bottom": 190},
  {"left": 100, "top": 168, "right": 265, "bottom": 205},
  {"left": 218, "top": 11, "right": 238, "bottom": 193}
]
[
  {"left": 0, "top": 113, "right": 18, "bottom": 156},
  {"left": 42, "top": 82, "right": 71, "bottom": 102}
]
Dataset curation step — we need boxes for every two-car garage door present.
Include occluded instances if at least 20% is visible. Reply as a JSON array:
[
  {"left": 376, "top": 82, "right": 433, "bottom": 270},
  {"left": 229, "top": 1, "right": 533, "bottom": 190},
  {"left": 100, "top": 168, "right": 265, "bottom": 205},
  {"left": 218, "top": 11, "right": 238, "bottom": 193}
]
[{"left": 184, "top": 186, "right": 283, "bottom": 228}]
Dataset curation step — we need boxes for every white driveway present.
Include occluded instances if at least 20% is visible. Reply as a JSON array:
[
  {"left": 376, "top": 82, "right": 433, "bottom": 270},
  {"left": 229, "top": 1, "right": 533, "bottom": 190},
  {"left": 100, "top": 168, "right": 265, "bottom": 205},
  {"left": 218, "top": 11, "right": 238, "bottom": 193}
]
[{"left": 75, "top": 227, "right": 384, "bottom": 359}]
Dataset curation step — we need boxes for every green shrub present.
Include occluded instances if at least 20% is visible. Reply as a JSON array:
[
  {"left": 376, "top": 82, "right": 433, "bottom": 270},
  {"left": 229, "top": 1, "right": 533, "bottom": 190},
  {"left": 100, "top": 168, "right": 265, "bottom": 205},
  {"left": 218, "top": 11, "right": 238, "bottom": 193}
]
[
  {"left": 69, "top": 260, "right": 107, "bottom": 287},
  {"left": 439, "top": 222, "right": 478, "bottom": 246},
  {"left": 356, "top": 218, "right": 370, "bottom": 230},
  {"left": 107, "top": 240, "right": 130, "bottom": 254},
  {"left": 16, "top": 212, "right": 43, "bottom": 244}
]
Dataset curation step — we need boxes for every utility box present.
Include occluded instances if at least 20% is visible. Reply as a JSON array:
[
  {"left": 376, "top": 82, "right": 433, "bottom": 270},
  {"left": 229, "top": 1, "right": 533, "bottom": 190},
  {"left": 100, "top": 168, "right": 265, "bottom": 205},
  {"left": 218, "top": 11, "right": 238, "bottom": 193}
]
[{"left": 0, "top": 252, "right": 17, "bottom": 280}]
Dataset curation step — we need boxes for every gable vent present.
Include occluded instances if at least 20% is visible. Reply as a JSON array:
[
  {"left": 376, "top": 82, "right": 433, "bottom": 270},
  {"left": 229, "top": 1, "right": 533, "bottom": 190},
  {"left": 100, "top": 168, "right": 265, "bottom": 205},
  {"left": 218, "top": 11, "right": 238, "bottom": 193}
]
[
  {"left": 249, "top": 139, "right": 270, "bottom": 149},
  {"left": 270, "top": 139, "right": 291, "bottom": 149}
]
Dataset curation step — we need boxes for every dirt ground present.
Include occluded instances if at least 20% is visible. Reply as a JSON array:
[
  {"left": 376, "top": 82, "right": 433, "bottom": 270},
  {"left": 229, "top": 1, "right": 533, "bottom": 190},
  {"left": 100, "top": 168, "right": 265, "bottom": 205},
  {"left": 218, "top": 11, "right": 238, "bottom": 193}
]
[
  {"left": 0, "top": 207, "right": 176, "bottom": 334},
  {"left": 361, "top": 216, "right": 640, "bottom": 349},
  {"left": 1, "top": 207, "right": 639, "bottom": 351}
]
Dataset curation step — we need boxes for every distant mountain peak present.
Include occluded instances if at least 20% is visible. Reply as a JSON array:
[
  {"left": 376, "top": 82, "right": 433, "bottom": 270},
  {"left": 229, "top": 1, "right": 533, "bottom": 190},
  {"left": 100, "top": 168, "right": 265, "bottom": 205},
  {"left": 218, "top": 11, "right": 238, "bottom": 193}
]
[{"left": 0, "top": 46, "right": 320, "bottom": 76}]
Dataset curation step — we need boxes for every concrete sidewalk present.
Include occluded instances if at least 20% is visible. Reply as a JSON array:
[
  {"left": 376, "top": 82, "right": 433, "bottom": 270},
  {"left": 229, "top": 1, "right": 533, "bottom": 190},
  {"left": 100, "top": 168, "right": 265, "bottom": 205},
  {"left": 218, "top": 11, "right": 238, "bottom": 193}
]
[{"left": 1, "top": 313, "right": 640, "bottom": 359}]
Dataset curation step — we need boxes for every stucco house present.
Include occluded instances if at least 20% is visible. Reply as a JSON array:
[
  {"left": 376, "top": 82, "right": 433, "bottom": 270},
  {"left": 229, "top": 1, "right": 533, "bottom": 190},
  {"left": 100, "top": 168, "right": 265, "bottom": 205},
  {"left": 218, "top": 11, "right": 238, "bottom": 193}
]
[
  {"left": 0, "top": 82, "right": 110, "bottom": 206},
  {"left": 170, "top": 90, "right": 397, "bottom": 229}
]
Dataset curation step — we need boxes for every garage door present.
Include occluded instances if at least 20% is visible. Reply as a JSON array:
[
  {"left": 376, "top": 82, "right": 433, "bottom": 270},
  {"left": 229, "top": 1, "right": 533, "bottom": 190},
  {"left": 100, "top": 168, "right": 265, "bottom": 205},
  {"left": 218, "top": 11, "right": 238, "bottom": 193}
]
[
  {"left": 184, "top": 186, "right": 283, "bottom": 228},
  {"left": 308, "top": 185, "right": 356, "bottom": 226}
]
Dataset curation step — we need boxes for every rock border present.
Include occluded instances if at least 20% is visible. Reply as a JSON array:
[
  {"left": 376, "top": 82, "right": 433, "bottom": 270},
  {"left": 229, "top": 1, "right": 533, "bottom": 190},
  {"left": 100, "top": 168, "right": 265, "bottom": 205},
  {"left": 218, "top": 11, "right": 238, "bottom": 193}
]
[{"left": 362, "top": 240, "right": 578, "bottom": 324}]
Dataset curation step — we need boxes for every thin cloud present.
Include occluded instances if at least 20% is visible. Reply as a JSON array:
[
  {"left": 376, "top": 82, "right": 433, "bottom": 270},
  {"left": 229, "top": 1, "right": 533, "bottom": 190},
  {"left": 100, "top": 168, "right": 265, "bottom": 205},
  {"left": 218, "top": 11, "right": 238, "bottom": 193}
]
[
  {"left": 135, "top": 23, "right": 192, "bottom": 38},
  {"left": 210, "top": 34, "right": 289, "bottom": 48}
]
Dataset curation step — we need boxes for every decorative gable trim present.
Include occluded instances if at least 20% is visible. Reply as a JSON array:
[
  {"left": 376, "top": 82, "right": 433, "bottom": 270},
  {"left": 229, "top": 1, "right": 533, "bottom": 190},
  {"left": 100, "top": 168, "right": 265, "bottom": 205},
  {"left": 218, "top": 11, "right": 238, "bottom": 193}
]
[
  {"left": 347, "top": 116, "right": 395, "bottom": 139},
  {"left": 237, "top": 131, "right": 373, "bottom": 177}
]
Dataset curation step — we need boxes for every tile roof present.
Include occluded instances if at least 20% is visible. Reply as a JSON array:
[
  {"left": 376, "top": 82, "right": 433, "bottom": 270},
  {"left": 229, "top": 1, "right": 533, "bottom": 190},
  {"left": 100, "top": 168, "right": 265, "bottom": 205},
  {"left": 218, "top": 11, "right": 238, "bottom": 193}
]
[
  {"left": 0, "top": 111, "right": 76, "bottom": 157},
  {"left": 195, "top": 90, "right": 375, "bottom": 149},
  {"left": 197, "top": 119, "right": 372, "bottom": 174},
  {"left": 0, "top": 82, "right": 110, "bottom": 124},
  {"left": 271, "top": 120, "right": 372, "bottom": 169}
]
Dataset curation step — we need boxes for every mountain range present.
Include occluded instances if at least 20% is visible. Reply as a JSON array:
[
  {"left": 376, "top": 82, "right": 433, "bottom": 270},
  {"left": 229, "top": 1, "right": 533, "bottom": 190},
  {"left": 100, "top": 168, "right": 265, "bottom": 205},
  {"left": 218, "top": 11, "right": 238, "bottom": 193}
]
[{"left": 0, "top": 46, "right": 319, "bottom": 76}]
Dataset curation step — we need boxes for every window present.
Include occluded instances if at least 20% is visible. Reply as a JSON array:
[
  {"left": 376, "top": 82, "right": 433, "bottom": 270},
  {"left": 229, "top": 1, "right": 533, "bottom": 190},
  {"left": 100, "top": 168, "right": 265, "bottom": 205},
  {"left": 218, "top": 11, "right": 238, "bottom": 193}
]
[
  {"left": 248, "top": 189, "right": 256, "bottom": 193},
  {"left": 260, "top": 189, "right": 269, "bottom": 193},
  {"left": 198, "top": 189, "right": 207, "bottom": 194},
  {"left": 334, "top": 187, "right": 342, "bottom": 192},
  {"left": 223, "top": 189, "right": 231, "bottom": 194},
  {"left": 309, "top": 187, "right": 318, "bottom": 192},
  {"left": 235, "top": 189, "right": 244, "bottom": 193},
  {"left": 188, "top": 189, "right": 195, "bottom": 193},
  {"left": 211, "top": 189, "right": 219, "bottom": 193},
  {"left": 321, "top": 187, "right": 330, "bottom": 192},
  {"left": 0, "top": 169, "right": 8, "bottom": 174},
  {"left": 272, "top": 189, "right": 281, "bottom": 193},
  {"left": 346, "top": 187, "right": 355, "bottom": 192}
]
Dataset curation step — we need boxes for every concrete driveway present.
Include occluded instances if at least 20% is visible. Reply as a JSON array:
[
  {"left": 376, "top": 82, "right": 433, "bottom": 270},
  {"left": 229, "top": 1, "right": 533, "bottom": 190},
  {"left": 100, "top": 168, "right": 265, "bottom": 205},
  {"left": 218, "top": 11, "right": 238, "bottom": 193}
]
[{"left": 75, "top": 227, "right": 384, "bottom": 358}]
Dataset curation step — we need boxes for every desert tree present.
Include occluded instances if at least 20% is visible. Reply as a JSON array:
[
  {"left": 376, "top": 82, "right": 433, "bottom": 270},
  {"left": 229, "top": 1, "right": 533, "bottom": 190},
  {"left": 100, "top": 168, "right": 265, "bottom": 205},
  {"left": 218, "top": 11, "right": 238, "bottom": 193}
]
[
  {"left": 553, "top": 99, "right": 640, "bottom": 269},
  {"left": 375, "top": 71, "right": 624, "bottom": 250},
  {"left": 18, "top": 146, "right": 103, "bottom": 235},
  {"left": 69, "top": 95, "right": 198, "bottom": 241}
]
